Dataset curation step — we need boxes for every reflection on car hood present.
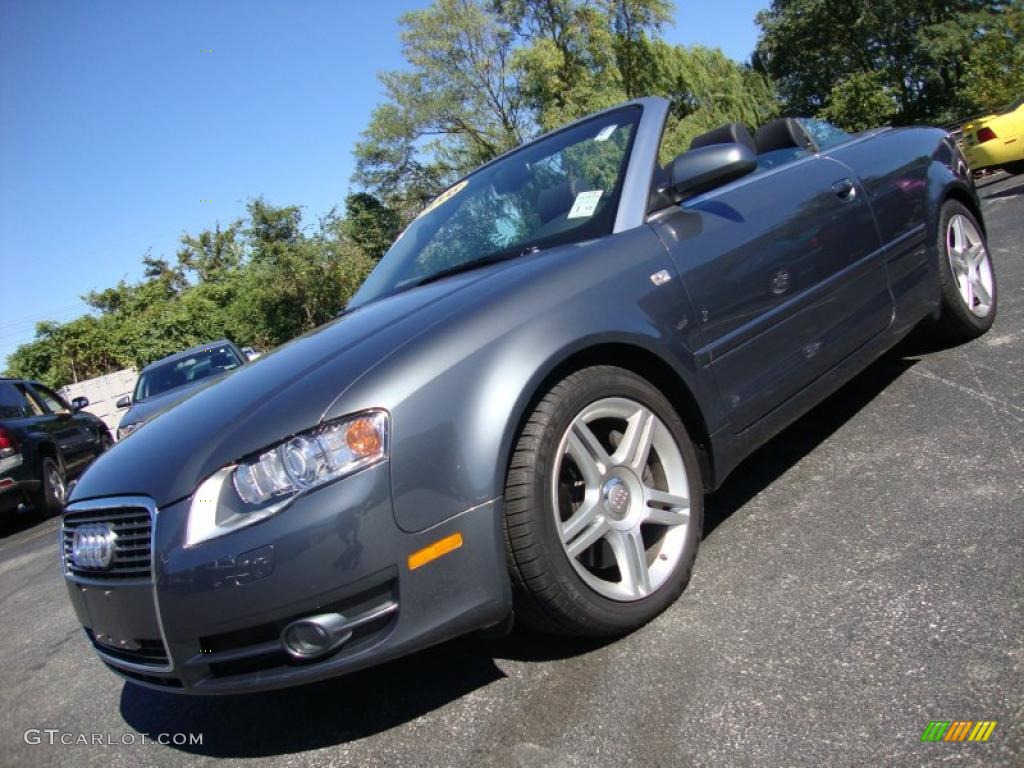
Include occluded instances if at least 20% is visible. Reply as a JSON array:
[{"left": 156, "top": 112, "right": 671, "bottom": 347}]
[
  {"left": 71, "top": 266, "right": 512, "bottom": 507},
  {"left": 121, "top": 376, "right": 229, "bottom": 429}
]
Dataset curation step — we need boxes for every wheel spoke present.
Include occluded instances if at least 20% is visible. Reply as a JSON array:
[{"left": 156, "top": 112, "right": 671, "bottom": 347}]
[
  {"left": 614, "top": 405, "right": 655, "bottom": 471},
  {"left": 949, "top": 249, "right": 968, "bottom": 273},
  {"left": 564, "top": 515, "right": 609, "bottom": 558},
  {"left": 610, "top": 528, "right": 650, "bottom": 597},
  {"left": 567, "top": 420, "right": 611, "bottom": 484},
  {"left": 645, "top": 488, "right": 690, "bottom": 526},
  {"left": 952, "top": 216, "right": 967, "bottom": 252},
  {"left": 967, "top": 243, "right": 986, "bottom": 269},
  {"left": 560, "top": 497, "right": 600, "bottom": 543},
  {"left": 973, "top": 277, "right": 991, "bottom": 306},
  {"left": 964, "top": 274, "right": 975, "bottom": 307}
]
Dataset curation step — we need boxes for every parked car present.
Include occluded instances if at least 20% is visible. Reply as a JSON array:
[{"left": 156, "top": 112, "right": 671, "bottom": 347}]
[
  {"left": 960, "top": 98, "right": 1024, "bottom": 174},
  {"left": 62, "top": 98, "right": 995, "bottom": 694},
  {"left": 0, "top": 378, "right": 111, "bottom": 516},
  {"left": 115, "top": 339, "right": 247, "bottom": 440}
]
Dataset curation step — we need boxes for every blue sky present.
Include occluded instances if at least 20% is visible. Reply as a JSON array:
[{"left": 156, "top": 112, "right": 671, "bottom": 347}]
[{"left": 0, "top": 0, "right": 768, "bottom": 369}]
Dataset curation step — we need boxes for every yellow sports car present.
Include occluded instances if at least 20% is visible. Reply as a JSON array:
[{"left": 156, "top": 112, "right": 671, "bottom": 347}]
[{"left": 960, "top": 99, "right": 1024, "bottom": 174}]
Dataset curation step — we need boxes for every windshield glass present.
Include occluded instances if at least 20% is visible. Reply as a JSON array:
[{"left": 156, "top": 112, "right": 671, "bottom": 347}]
[
  {"left": 799, "top": 118, "right": 853, "bottom": 150},
  {"left": 349, "top": 107, "right": 641, "bottom": 308},
  {"left": 134, "top": 343, "right": 242, "bottom": 401}
]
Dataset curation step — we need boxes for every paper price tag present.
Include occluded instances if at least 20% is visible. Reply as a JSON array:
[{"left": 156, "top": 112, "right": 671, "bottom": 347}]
[{"left": 567, "top": 189, "right": 604, "bottom": 219}]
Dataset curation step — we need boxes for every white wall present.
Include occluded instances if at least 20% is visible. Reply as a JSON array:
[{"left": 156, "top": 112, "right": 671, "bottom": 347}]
[{"left": 60, "top": 368, "right": 137, "bottom": 439}]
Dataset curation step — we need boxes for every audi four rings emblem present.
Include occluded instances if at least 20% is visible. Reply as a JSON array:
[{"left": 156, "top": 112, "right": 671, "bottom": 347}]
[{"left": 71, "top": 523, "right": 117, "bottom": 569}]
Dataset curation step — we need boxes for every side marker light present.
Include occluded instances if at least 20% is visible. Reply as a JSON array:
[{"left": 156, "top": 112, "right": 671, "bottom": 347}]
[{"left": 408, "top": 532, "right": 463, "bottom": 570}]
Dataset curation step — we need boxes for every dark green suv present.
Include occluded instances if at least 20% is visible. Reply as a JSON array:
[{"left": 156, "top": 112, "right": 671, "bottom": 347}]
[{"left": 0, "top": 378, "right": 112, "bottom": 516}]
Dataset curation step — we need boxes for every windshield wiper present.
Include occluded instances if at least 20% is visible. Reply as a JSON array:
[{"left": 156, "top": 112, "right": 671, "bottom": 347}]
[{"left": 408, "top": 247, "right": 538, "bottom": 291}]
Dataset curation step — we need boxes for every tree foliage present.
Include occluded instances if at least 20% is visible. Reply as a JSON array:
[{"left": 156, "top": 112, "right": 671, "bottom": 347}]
[
  {"left": 755, "top": 0, "right": 1024, "bottom": 129},
  {"left": 6, "top": 199, "right": 376, "bottom": 387},
  {"left": 355, "top": 0, "right": 778, "bottom": 207}
]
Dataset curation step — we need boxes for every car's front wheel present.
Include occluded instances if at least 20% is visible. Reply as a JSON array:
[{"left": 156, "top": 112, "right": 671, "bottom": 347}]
[{"left": 503, "top": 366, "right": 702, "bottom": 636}]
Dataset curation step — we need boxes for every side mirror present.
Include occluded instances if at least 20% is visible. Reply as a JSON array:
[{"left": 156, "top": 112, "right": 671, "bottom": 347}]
[
  {"left": 669, "top": 143, "right": 757, "bottom": 200},
  {"left": 115, "top": 395, "right": 131, "bottom": 409},
  {"left": 71, "top": 396, "right": 89, "bottom": 411}
]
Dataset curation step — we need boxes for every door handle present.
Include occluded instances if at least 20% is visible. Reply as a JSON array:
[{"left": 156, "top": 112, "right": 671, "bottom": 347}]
[{"left": 832, "top": 178, "right": 856, "bottom": 201}]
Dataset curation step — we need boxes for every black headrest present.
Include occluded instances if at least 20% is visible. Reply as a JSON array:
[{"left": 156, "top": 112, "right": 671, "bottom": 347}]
[
  {"left": 689, "top": 123, "right": 756, "bottom": 154},
  {"left": 754, "top": 118, "right": 818, "bottom": 154},
  {"left": 536, "top": 179, "right": 583, "bottom": 223}
]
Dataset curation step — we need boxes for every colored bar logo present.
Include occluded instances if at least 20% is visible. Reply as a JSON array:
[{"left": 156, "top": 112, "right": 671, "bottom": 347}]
[{"left": 921, "top": 720, "right": 997, "bottom": 742}]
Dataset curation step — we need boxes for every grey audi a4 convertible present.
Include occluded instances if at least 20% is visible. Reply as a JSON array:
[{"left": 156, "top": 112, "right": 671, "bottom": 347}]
[{"left": 62, "top": 97, "right": 996, "bottom": 693}]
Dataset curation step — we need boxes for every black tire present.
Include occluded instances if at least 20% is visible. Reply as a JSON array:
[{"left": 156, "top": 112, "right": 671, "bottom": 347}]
[
  {"left": 1001, "top": 160, "right": 1024, "bottom": 175},
  {"left": 33, "top": 456, "right": 66, "bottom": 516},
  {"left": 933, "top": 200, "right": 997, "bottom": 343},
  {"left": 503, "top": 366, "right": 703, "bottom": 636}
]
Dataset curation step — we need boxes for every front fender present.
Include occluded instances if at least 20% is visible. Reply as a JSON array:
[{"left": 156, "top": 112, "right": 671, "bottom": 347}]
[{"left": 328, "top": 225, "right": 718, "bottom": 532}]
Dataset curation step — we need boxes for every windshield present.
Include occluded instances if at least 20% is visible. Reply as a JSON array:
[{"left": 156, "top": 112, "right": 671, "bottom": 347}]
[
  {"left": 134, "top": 343, "right": 243, "bottom": 401},
  {"left": 799, "top": 118, "right": 853, "bottom": 150},
  {"left": 349, "top": 106, "right": 641, "bottom": 308}
]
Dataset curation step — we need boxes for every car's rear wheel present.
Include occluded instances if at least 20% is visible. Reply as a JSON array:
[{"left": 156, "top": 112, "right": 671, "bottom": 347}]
[
  {"left": 503, "top": 366, "right": 702, "bottom": 636},
  {"left": 34, "top": 457, "right": 66, "bottom": 516},
  {"left": 933, "top": 200, "right": 997, "bottom": 342},
  {"left": 1001, "top": 160, "right": 1024, "bottom": 175}
]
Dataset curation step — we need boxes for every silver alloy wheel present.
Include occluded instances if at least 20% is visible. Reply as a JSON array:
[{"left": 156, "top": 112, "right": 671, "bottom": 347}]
[
  {"left": 946, "top": 213, "right": 994, "bottom": 318},
  {"left": 48, "top": 464, "right": 66, "bottom": 506},
  {"left": 551, "top": 397, "right": 691, "bottom": 602}
]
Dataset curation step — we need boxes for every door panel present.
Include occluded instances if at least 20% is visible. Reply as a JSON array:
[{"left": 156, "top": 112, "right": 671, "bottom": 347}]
[
  {"left": 823, "top": 130, "right": 936, "bottom": 336},
  {"left": 26, "top": 384, "right": 93, "bottom": 470},
  {"left": 651, "top": 155, "right": 891, "bottom": 431}
]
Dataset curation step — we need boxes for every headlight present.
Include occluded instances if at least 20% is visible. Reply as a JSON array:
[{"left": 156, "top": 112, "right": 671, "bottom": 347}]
[
  {"left": 117, "top": 422, "right": 140, "bottom": 440},
  {"left": 185, "top": 410, "right": 388, "bottom": 547}
]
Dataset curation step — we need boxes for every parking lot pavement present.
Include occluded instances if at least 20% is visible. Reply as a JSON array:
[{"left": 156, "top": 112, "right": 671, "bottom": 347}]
[{"left": 1, "top": 173, "right": 1021, "bottom": 768}]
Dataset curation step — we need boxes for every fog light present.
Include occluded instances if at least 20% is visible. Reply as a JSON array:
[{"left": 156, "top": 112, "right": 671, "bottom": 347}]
[{"left": 281, "top": 613, "right": 352, "bottom": 660}]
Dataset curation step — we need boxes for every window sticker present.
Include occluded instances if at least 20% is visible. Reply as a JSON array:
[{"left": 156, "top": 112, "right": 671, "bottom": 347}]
[
  {"left": 567, "top": 189, "right": 604, "bottom": 219},
  {"left": 594, "top": 124, "right": 617, "bottom": 142},
  {"left": 416, "top": 180, "right": 468, "bottom": 220}
]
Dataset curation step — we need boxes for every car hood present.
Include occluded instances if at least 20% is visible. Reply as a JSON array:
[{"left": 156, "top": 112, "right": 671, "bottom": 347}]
[
  {"left": 70, "top": 267, "right": 515, "bottom": 507},
  {"left": 121, "top": 377, "right": 227, "bottom": 429}
]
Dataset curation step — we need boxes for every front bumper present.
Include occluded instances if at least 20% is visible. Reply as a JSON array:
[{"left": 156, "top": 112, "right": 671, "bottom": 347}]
[{"left": 61, "top": 462, "right": 511, "bottom": 694}]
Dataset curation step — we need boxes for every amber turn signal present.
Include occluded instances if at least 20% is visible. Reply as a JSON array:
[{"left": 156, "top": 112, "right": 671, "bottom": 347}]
[
  {"left": 346, "top": 417, "right": 383, "bottom": 457},
  {"left": 407, "top": 533, "right": 463, "bottom": 570}
]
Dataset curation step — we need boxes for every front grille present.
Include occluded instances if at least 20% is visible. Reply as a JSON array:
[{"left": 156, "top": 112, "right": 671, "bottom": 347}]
[
  {"left": 62, "top": 506, "right": 152, "bottom": 580},
  {"left": 86, "top": 628, "right": 169, "bottom": 666}
]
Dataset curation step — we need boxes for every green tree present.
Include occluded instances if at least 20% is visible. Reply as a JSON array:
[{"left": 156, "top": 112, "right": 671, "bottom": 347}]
[
  {"left": 5, "top": 198, "right": 375, "bottom": 385},
  {"left": 654, "top": 43, "right": 778, "bottom": 160},
  {"left": 820, "top": 71, "right": 899, "bottom": 131},
  {"left": 339, "top": 193, "right": 403, "bottom": 260},
  {"left": 358, "top": 0, "right": 778, "bottom": 204},
  {"left": 960, "top": 1, "right": 1024, "bottom": 111},
  {"left": 353, "top": 0, "right": 529, "bottom": 213},
  {"left": 755, "top": 0, "right": 1020, "bottom": 127},
  {"left": 177, "top": 222, "right": 243, "bottom": 283}
]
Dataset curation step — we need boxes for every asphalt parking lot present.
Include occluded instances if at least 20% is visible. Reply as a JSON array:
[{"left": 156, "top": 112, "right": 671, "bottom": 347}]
[{"left": 1, "top": 172, "right": 1021, "bottom": 768}]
